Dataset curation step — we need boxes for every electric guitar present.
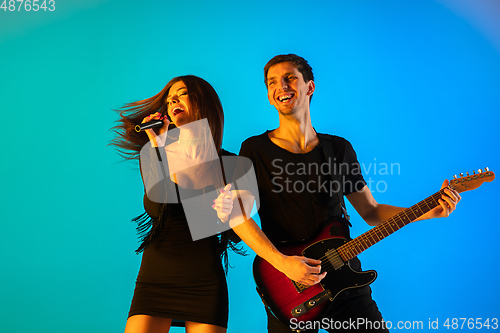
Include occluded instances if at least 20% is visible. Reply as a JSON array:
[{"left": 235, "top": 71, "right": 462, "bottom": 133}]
[{"left": 253, "top": 169, "right": 495, "bottom": 328}]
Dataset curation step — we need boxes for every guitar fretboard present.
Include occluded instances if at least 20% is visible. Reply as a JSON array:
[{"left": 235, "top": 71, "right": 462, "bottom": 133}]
[{"left": 336, "top": 188, "right": 448, "bottom": 262}]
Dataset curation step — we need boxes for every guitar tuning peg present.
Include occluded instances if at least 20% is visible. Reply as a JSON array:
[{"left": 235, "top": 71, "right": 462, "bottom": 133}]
[
  {"left": 453, "top": 175, "right": 457, "bottom": 179},
  {"left": 460, "top": 173, "right": 464, "bottom": 177},
  {"left": 478, "top": 169, "right": 483, "bottom": 173},
  {"left": 473, "top": 170, "right": 476, "bottom": 174},
  {"left": 485, "top": 167, "right": 489, "bottom": 172},
  {"left": 466, "top": 172, "right": 469, "bottom": 176}
]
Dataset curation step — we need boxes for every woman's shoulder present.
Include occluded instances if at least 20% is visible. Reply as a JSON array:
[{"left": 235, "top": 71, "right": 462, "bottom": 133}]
[{"left": 220, "top": 148, "right": 236, "bottom": 156}]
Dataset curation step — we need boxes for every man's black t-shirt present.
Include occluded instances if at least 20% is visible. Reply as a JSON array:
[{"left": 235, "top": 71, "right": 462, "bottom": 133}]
[
  {"left": 239, "top": 131, "right": 366, "bottom": 244},
  {"left": 240, "top": 131, "right": 387, "bottom": 331}
]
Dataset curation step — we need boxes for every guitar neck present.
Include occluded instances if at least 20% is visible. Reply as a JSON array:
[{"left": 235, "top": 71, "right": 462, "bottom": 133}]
[{"left": 337, "top": 188, "right": 447, "bottom": 261}]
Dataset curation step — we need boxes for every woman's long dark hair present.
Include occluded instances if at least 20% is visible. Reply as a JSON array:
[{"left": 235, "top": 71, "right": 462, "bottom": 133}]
[
  {"left": 110, "top": 75, "right": 245, "bottom": 272},
  {"left": 110, "top": 75, "right": 224, "bottom": 160}
]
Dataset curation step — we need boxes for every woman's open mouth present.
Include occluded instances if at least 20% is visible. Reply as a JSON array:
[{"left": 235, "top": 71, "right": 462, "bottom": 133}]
[{"left": 172, "top": 107, "right": 185, "bottom": 116}]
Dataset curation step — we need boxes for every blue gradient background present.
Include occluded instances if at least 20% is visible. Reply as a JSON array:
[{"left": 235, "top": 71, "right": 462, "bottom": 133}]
[{"left": 1, "top": 0, "right": 499, "bottom": 332}]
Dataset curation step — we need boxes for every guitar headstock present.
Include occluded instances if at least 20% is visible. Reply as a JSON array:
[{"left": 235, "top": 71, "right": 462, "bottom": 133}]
[{"left": 450, "top": 168, "right": 495, "bottom": 193}]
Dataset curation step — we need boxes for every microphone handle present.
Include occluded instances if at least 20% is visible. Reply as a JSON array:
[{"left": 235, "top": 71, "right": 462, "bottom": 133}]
[{"left": 135, "top": 119, "right": 164, "bottom": 132}]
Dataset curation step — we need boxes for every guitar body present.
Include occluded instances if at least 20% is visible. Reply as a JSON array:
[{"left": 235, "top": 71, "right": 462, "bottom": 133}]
[
  {"left": 252, "top": 170, "right": 494, "bottom": 329},
  {"left": 253, "top": 219, "right": 377, "bottom": 327}
]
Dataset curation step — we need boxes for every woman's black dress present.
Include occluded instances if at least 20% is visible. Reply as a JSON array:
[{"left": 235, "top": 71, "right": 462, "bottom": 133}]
[{"left": 127, "top": 148, "right": 233, "bottom": 328}]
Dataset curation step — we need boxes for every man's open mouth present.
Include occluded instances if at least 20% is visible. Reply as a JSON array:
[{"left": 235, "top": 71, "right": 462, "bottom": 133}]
[{"left": 278, "top": 94, "right": 294, "bottom": 102}]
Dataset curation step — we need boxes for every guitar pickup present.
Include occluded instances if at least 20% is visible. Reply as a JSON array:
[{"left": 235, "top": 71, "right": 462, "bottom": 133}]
[
  {"left": 291, "top": 290, "right": 332, "bottom": 318},
  {"left": 325, "top": 248, "right": 345, "bottom": 270}
]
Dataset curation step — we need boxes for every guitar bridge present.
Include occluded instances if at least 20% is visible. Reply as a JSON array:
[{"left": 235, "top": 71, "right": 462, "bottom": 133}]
[
  {"left": 291, "top": 290, "right": 333, "bottom": 318},
  {"left": 291, "top": 280, "right": 307, "bottom": 293}
]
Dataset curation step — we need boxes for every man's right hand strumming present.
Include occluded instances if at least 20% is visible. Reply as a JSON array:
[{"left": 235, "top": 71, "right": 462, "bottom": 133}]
[{"left": 275, "top": 254, "right": 327, "bottom": 287}]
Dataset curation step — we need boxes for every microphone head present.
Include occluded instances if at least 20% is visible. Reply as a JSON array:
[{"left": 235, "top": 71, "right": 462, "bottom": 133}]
[{"left": 135, "top": 119, "right": 164, "bottom": 132}]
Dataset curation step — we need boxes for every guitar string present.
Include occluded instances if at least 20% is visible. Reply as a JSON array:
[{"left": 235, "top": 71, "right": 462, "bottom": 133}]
[
  {"left": 292, "top": 178, "right": 487, "bottom": 286},
  {"left": 306, "top": 178, "right": 485, "bottom": 274},
  {"left": 338, "top": 178, "right": 485, "bottom": 259},
  {"left": 314, "top": 189, "right": 446, "bottom": 272},
  {"left": 277, "top": 178, "right": 484, "bottom": 282},
  {"left": 329, "top": 191, "right": 440, "bottom": 259},
  {"left": 339, "top": 192, "right": 439, "bottom": 258},
  {"left": 336, "top": 191, "right": 442, "bottom": 261}
]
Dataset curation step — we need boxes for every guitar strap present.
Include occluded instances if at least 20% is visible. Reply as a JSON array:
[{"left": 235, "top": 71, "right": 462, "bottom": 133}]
[{"left": 317, "top": 133, "right": 352, "bottom": 227}]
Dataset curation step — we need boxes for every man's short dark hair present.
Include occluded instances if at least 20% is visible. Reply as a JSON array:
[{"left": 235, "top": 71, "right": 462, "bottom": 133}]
[{"left": 264, "top": 54, "right": 314, "bottom": 86}]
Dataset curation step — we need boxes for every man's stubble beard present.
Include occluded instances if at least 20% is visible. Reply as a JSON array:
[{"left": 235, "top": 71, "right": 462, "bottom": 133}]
[{"left": 277, "top": 105, "right": 295, "bottom": 117}]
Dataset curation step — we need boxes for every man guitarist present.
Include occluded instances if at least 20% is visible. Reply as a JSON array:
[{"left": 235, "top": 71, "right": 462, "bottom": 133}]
[{"left": 236, "top": 54, "right": 461, "bottom": 332}]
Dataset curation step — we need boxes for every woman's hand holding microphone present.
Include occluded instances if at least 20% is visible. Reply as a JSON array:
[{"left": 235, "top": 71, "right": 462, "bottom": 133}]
[{"left": 141, "top": 112, "right": 170, "bottom": 147}]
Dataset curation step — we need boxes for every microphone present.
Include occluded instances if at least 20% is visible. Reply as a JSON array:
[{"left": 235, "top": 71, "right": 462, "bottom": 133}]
[{"left": 135, "top": 119, "right": 164, "bottom": 132}]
